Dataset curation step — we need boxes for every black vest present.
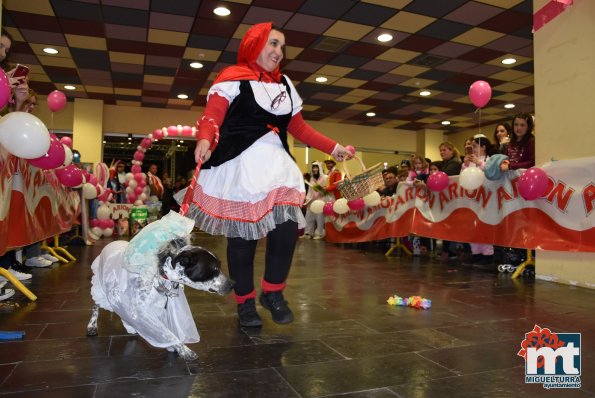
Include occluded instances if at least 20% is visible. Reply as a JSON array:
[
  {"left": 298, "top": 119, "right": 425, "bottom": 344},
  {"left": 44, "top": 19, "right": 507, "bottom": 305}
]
[{"left": 202, "top": 77, "right": 293, "bottom": 169}]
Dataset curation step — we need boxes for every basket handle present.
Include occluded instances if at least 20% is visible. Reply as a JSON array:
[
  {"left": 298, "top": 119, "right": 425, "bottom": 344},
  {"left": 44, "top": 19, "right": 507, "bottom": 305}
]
[
  {"left": 340, "top": 155, "right": 366, "bottom": 180},
  {"left": 179, "top": 159, "right": 202, "bottom": 217}
]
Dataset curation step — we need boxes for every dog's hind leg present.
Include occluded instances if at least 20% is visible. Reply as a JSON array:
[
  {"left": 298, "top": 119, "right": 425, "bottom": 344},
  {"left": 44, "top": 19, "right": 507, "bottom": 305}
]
[
  {"left": 171, "top": 343, "right": 198, "bottom": 361},
  {"left": 86, "top": 304, "right": 100, "bottom": 336}
]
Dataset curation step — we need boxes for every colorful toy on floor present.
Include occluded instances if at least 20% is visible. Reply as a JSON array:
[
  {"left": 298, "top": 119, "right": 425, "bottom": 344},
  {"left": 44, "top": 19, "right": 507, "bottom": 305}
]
[{"left": 387, "top": 294, "right": 431, "bottom": 310}]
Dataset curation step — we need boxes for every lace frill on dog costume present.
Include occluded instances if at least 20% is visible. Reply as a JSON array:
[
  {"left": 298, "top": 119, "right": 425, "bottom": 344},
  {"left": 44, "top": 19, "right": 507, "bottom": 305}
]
[{"left": 90, "top": 211, "right": 200, "bottom": 348}]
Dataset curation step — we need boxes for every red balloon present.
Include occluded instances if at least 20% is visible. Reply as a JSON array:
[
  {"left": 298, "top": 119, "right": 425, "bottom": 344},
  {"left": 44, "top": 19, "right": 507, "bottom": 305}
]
[
  {"left": 131, "top": 165, "right": 141, "bottom": 174},
  {"left": 469, "top": 80, "right": 492, "bottom": 109},
  {"left": 167, "top": 125, "right": 178, "bottom": 136},
  {"left": 181, "top": 125, "right": 193, "bottom": 136},
  {"left": 47, "top": 90, "right": 67, "bottom": 112},
  {"left": 153, "top": 129, "right": 164, "bottom": 140},
  {"left": 140, "top": 138, "right": 152, "bottom": 149},
  {"left": 322, "top": 202, "right": 335, "bottom": 216},
  {"left": 60, "top": 136, "right": 73, "bottom": 148},
  {"left": 55, "top": 165, "right": 83, "bottom": 187},
  {"left": 133, "top": 151, "right": 145, "bottom": 161},
  {"left": 347, "top": 198, "right": 365, "bottom": 211},
  {"left": 0, "top": 70, "right": 10, "bottom": 109},
  {"left": 345, "top": 145, "right": 356, "bottom": 155},
  {"left": 519, "top": 167, "right": 549, "bottom": 200},
  {"left": 427, "top": 171, "right": 449, "bottom": 192},
  {"left": 29, "top": 133, "right": 66, "bottom": 169}
]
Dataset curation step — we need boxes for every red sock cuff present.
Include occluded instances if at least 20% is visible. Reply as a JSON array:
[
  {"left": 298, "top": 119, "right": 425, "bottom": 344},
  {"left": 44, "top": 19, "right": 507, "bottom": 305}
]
[
  {"left": 234, "top": 290, "right": 256, "bottom": 304},
  {"left": 261, "top": 279, "right": 286, "bottom": 293}
]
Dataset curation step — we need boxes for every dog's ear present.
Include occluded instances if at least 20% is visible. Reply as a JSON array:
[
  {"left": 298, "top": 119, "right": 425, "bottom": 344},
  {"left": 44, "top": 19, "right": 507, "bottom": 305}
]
[
  {"left": 157, "top": 237, "right": 190, "bottom": 268},
  {"left": 174, "top": 247, "right": 221, "bottom": 282}
]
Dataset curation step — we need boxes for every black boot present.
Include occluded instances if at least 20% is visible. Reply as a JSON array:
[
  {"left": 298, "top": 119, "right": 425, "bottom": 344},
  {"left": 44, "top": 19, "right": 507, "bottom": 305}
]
[
  {"left": 237, "top": 299, "right": 262, "bottom": 327},
  {"left": 259, "top": 291, "right": 293, "bottom": 324}
]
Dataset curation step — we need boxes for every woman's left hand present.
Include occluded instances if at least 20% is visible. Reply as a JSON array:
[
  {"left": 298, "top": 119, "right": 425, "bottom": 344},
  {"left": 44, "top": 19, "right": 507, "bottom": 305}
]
[{"left": 331, "top": 144, "right": 354, "bottom": 162}]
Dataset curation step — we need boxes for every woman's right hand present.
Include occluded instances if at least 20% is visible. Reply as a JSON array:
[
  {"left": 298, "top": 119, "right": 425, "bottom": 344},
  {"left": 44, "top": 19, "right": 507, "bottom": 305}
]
[{"left": 195, "top": 139, "right": 211, "bottom": 163}]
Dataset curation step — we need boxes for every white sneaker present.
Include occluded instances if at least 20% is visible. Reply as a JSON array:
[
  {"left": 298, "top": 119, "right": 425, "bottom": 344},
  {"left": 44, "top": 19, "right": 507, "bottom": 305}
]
[
  {"left": 25, "top": 257, "right": 52, "bottom": 268},
  {"left": 300, "top": 234, "right": 312, "bottom": 239},
  {"left": 312, "top": 234, "right": 325, "bottom": 240},
  {"left": 0, "top": 268, "right": 32, "bottom": 281},
  {"left": 41, "top": 253, "right": 59, "bottom": 263},
  {"left": 0, "top": 287, "right": 15, "bottom": 301}
]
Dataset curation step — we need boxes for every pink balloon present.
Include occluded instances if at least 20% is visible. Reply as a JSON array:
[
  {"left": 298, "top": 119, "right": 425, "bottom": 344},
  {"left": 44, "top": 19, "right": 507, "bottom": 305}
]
[
  {"left": 29, "top": 133, "right": 66, "bottom": 169},
  {"left": 345, "top": 145, "right": 356, "bottom": 155},
  {"left": 134, "top": 186, "right": 144, "bottom": 195},
  {"left": 90, "top": 219, "right": 99, "bottom": 228},
  {"left": 138, "top": 179, "right": 146, "bottom": 187},
  {"left": 131, "top": 165, "right": 141, "bottom": 174},
  {"left": 133, "top": 151, "right": 145, "bottom": 161},
  {"left": 81, "top": 169, "right": 90, "bottom": 181},
  {"left": 134, "top": 172, "right": 144, "bottom": 182},
  {"left": 427, "top": 171, "right": 449, "bottom": 192},
  {"left": 140, "top": 138, "right": 152, "bottom": 149},
  {"left": 469, "top": 80, "right": 492, "bottom": 109},
  {"left": 181, "top": 125, "right": 193, "bottom": 137},
  {"left": 167, "top": 125, "right": 178, "bottom": 136},
  {"left": 153, "top": 129, "right": 164, "bottom": 140},
  {"left": 347, "top": 198, "right": 365, "bottom": 211},
  {"left": 106, "top": 219, "right": 115, "bottom": 229},
  {"left": 0, "top": 70, "right": 10, "bottom": 109},
  {"left": 55, "top": 165, "right": 83, "bottom": 187},
  {"left": 322, "top": 202, "right": 335, "bottom": 216},
  {"left": 519, "top": 167, "right": 549, "bottom": 200},
  {"left": 98, "top": 219, "right": 110, "bottom": 229},
  {"left": 88, "top": 175, "right": 98, "bottom": 186},
  {"left": 60, "top": 136, "right": 73, "bottom": 148},
  {"left": 47, "top": 90, "right": 67, "bottom": 112},
  {"left": 127, "top": 193, "right": 137, "bottom": 203}
]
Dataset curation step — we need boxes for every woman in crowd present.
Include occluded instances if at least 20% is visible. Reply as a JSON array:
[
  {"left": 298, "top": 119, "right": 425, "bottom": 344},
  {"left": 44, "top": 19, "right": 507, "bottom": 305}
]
[
  {"left": 181, "top": 23, "right": 352, "bottom": 327},
  {"left": 500, "top": 113, "right": 535, "bottom": 171}
]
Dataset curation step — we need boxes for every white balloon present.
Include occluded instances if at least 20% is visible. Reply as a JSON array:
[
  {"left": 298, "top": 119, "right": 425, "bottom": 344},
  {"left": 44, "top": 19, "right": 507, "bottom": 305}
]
[
  {"left": 134, "top": 199, "right": 144, "bottom": 206},
  {"left": 96, "top": 204, "right": 111, "bottom": 220},
  {"left": 149, "top": 195, "right": 159, "bottom": 202},
  {"left": 62, "top": 144, "right": 73, "bottom": 166},
  {"left": 125, "top": 186, "right": 133, "bottom": 194},
  {"left": 102, "top": 228, "right": 114, "bottom": 237},
  {"left": 0, "top": 112, "right": 50, "bottom": 159},
  {"left": 127, "top": 179, "right": 138, "bottom": 189},
  {"left": 91, "top": 226, "right": 103, "bottom": 237},
  {"left": 459, "top": 166, "right": 486, "bottom": 190},
  {"left": 363, "top": 191, "right": 381, "bottom": 207},
  {"left": 139, "top": 193, "right": 147, "bottom": 202},
  {"left": 125, "top": 172, "right": 134, "bottom": 181},
  {"left": 310, "top": 200, "right": 325, "bottom": 214},
  {"left": 82, "top": 183, "right": 98, "bottom": 199},
  {"left": 333, "top": 198, "right": 350, "bottom": 214}
]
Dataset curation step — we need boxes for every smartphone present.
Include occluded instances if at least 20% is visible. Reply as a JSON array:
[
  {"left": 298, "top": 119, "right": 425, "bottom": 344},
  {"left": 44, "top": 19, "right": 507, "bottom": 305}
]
[
  {"left": 11, "top": 64, "right": 29, "bottom": 79},
  {"left": 465, "top": 146, "right": 473, "bottom": 155}
]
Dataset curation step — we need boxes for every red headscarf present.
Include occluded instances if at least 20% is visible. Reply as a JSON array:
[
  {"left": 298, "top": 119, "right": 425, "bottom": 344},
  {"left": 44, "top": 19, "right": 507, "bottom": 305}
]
[{"left": 213, "top": 22, "right": 282, "bottom": 84}]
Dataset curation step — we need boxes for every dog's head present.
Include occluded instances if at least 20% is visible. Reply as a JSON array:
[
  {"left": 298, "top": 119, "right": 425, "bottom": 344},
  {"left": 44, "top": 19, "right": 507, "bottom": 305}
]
[{"left": 157, "top": 239, "right": 233, "bottom": 296}]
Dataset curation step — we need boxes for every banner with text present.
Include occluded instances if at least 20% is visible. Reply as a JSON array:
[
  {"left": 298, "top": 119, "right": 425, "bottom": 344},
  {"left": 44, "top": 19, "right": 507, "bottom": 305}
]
[{"left": 325, "top": 157, "right": 595, "bottom": 252}]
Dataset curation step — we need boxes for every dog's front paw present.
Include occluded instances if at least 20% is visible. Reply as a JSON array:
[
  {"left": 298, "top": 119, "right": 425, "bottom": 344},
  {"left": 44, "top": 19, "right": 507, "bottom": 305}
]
[{"left": 174, "top": 344, "right": 198, "bottom": 361}]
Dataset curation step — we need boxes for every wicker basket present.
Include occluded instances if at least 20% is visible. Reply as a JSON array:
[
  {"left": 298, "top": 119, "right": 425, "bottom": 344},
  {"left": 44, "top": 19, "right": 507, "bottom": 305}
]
[{"left": 337, "top": 156, "right": 385, "bottom": 200}]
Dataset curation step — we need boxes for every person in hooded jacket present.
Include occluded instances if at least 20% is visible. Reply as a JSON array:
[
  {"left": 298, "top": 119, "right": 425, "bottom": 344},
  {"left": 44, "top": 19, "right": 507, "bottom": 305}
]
[
  {"left": 180, "top": 23, "right": 353, "bottom": 327},
  {"left": 302, "top": 161, "right": 327, "bottom": 240}
]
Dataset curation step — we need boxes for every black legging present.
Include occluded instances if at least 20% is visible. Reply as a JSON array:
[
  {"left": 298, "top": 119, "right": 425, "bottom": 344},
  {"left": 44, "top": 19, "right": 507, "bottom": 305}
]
[{"left": 227, "top": 220, "right": 298, "bottom": 296}]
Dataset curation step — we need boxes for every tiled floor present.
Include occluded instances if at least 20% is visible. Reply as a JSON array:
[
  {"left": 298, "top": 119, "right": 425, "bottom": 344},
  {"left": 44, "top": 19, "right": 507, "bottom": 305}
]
[{"left": 1, "top": 235, "right": 593, "bottom": 397}]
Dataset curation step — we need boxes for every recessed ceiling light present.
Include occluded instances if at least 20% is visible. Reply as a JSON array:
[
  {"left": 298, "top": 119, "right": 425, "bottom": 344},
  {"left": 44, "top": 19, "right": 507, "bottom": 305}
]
[
  {"left": 177, "top": 144, "right": 181, "bottom": 147},
  {"left": 177, "top": 94, "right": 188, "bottom": 99},
  {"left": 377, "top": 33, "right": 393, "bottom": 43},
  {"left": 179, "top": 140, "right": 184, "bottom": 143},
  {"left": 213, "top": 7, "right": 230, "bottom": 16},
  {"left": 190, "top": 62, "right": 203, "bottom": 69},
  {"left": 102, "top": 140, "right": 106, "bottom": 144},
  {"left": 64, "top": 85, "right": 76, "bottom": 90},
  {"left": 366, "top": 112, "right": 376, "bottom": 117},
  {"left": 504, "top": 103, "right": 516, "bottom": 109},
  {"left": 315, "top": 76, "right": 328, "bottom": 83},
  {"left": 441, "top": 121, "right": 451, "bottom": 125},
  {"left": 502, "top": 58, "right": 517, "bottom": 65},
  {"left": 43, "top": 47, "right": 58, "bottom": 54},
  {"left": 128, "top": 137, "right": 132, "bottom": 140},
  {"left": 420, "top": 90, "right": 431, "bottom": 96}
]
